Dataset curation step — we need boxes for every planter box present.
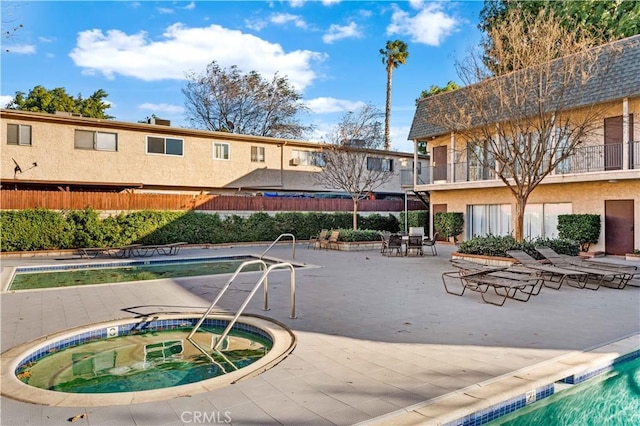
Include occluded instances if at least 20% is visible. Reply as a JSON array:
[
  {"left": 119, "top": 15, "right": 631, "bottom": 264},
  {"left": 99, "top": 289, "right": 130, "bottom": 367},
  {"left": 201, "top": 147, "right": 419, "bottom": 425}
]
[
  {"left": 626, "top": 253, "right": 640, "bottom": 262},
  {"left": 333, "top": 241, "right": 382, "bottom": 251},
  {"left": 451, "top": 252, "right": 516, "bottom": 267}
]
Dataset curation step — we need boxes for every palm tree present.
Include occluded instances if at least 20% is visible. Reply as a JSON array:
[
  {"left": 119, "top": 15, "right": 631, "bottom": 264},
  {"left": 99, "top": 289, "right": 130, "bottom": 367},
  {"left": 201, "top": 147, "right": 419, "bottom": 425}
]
[{"left": 380, "top": 40, "right": 409, "bottom": 150}]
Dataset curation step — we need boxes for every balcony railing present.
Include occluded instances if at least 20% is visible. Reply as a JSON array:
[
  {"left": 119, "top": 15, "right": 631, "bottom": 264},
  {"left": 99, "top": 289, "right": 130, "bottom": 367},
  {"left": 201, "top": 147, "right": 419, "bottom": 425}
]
[
  {"left": 400, "top": 168, "right": 430, "bottom": 186},
  {"left": 418, "top": 142, "right": 638, "bottom": 185}
]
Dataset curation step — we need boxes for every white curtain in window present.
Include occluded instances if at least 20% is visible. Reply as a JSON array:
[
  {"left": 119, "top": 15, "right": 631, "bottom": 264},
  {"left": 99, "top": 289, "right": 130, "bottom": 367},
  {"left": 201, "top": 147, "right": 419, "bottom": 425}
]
[
  {"left": 96, "top": 132, "right": 117, "bottom": 151},
  {"left": 543, "top": 203, "right": 572, "bottom": 238},
  {"left": 524, "top": 204, "right": 544, "bottom": 240}
]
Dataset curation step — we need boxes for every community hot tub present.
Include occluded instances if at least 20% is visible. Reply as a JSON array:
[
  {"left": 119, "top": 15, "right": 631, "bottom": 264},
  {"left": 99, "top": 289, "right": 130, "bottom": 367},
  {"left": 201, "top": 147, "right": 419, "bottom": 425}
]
[{"left": 1, "top": 314, "right": 296, "bottom": 406}]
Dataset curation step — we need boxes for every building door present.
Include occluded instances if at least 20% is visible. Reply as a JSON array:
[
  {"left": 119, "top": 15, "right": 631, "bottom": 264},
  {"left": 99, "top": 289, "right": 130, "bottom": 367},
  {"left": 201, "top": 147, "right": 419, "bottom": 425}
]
[
  {"left": 432, "top": 204, "right": 447, "bottom": 241},
  {"left": 433, "top": 146, "right": 447, "bottom": 182},
  {"left": 604, "top": 115, "right": 633, "bottom": 170},
  {"left": 605, "top": 200, "right": 634, "bottom": 255}
]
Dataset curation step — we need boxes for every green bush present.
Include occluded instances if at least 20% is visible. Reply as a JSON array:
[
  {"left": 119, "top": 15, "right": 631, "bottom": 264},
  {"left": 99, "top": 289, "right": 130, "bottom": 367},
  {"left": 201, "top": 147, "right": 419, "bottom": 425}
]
[
  {"left": 434, "top": 212, "right": 464, "bottom": 243},
  {"left": 0, "top": 209, "right": 403, "bottom": 252},
  {"left": 399, "top": 210, "right": 428, "bottom": 232},
  {"left": 457, "top": 235, "right": 579, "bottom": 259},
  {"left": 557, "top": 214, "right": 600, "bottom": 252},
  {"left": 337, "top": 229, "right": 382, "bottom": 242}
]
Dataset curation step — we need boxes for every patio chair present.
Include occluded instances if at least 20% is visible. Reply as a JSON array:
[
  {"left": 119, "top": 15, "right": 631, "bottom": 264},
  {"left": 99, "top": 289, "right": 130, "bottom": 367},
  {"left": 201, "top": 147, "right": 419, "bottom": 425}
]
[
  {"left": 506, "top": 250, "right": 588, "bottom": 290},
  {"left": 409, "top": 227, "right": 424, "bottom": 236},
  {"left": 308, "top": 229, "right": 328, "bottom": 250},
  {"left": 380, "top": 231, "right": 391, "bottom": 255},
  {"left": 132, "top": 242, "right": 187, "bottom": 257},
  {"left": 422, "top": 232, "right": 439, "bottom": 256},
  {"left": 406, "top": 235, "right": 424, "bottom": 256},
  {"left": 321, "top": 230, "right": 340, "bottom": 250},
  {"left": 386, "top": 234, "right": 403, "bottom": 256},
  {"left": 535, "top": 246, "right": 636, "bottom": 290},
  {"left": 76, "top": 244, "right": 142, "bottom": 259}
]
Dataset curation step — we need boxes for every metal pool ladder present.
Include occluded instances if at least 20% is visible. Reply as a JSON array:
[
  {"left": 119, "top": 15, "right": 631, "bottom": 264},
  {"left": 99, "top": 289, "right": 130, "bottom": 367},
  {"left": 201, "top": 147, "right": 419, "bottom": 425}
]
[{"left": 188, "top": 234, "right": 297, "bottom": 352}]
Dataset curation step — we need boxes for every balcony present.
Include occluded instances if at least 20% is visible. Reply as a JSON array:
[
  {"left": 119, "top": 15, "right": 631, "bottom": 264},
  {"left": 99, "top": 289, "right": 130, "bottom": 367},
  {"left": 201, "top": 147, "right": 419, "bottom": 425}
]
[
  {"left": 400, "top": 168, "right": 430, "bottom": 186},
  {"left": 416, "top": 141, "right": 639, "bottom": 187}
]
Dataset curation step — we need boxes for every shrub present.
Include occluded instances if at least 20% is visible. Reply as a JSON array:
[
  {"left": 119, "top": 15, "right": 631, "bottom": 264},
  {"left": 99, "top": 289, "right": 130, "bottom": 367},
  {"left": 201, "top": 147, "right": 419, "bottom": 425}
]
[
  {"left": 434, "top": 212, "right": 464, "bottom": 243},
  {"left": 0, "top": 209, "right": 74, "bottom": 251},
  {"left": 457, "top": 235, "right": 579, "bottom": 259},
  {"left": 399, "top": 210, "right": 428, "bottom": 232},
  {"left": 337, "top": 229, "right": 382, "bottom": 242},
  {"left": 557, "top": 214, "right": 600, "bottom": 252}
]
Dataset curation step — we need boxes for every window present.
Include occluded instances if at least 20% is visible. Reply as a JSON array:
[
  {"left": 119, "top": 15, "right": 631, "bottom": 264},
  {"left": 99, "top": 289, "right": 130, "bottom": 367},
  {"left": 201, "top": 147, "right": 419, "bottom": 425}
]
[
  {"left": 367, "top": 157, "right": 393, "bottom": 172},
  {"left": 251, "top": 146, "right": 265, "bottom": 162},
  {"left": 7, "top": 124, "right": 32, "bottom": 146},
  {"left": 292, "top": 149, "right": 325, "bottom": 166},
  {"left": 75, "top": 130, "right": 117, "bottom": 151},
  {"left": 467, "top": 204, "right": 512, "bottom": 237},
  {"left": 524, "top": 203, "right": 572, "bottom": 239},
  {"left": 146, "top": 136, "right": 183, "bottom": 156},
  {"left": 213, "top": 142, "right": 229, "bottom": 160}
]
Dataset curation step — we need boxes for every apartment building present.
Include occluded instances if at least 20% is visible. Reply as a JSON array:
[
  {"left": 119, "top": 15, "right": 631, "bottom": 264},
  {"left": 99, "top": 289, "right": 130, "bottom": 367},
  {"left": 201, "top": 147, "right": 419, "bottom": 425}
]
[
  {"left": 2, "top": 109, "right": 428, "bottom": 199},
  {"left": 408, "top": 35, "right": 640, "bottom": 254}
]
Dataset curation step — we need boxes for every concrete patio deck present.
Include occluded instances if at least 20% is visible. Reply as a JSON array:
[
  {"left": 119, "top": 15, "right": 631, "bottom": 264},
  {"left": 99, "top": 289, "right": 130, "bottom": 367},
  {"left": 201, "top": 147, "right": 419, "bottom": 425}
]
[{"left": 1, "top": 243, "right": 638, "bottom": 425}]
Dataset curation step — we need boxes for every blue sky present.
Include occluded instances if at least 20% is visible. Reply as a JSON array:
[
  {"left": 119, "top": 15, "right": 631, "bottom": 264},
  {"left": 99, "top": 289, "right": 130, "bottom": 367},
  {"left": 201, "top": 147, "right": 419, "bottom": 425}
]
[{"left": 1, "top": 0, "right": 484, "bottom": 152}]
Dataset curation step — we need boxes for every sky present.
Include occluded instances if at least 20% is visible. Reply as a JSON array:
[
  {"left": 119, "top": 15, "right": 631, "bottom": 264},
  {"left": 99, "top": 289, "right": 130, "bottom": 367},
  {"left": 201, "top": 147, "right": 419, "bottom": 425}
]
[{"left": 1, "top": 0, "right": 485, "bottom": 153}]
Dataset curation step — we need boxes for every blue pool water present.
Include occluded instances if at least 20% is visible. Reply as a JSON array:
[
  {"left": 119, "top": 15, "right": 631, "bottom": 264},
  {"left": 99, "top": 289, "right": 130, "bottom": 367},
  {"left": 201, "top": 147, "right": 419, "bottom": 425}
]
[{"left": 488, "top": 357, "right": 640, "bottom": 425}]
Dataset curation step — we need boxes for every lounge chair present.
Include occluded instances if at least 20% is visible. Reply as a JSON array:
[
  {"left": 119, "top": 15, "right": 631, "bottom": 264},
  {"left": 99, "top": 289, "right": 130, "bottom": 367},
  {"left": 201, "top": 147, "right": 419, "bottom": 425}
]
[
  {"left": 77, "top": 244, "right": 142, "bottom": 259},
  {"left": 308, "top": 229, "right": 328, "bottom": 250},
  {"left": 442, "top": 260, "right": 544, "bottom": 306},
  {"left": 422, "top": 232, "right": 439, "bottom": 256},
  {"left": 132, "top": 242, "right": 187, "bottom": 257},
  {"left": 535, "top": 246, "right": 636, "bottom": 290},
  {"left": 506, "top": 250, "right": 588, "bottom": 290}
]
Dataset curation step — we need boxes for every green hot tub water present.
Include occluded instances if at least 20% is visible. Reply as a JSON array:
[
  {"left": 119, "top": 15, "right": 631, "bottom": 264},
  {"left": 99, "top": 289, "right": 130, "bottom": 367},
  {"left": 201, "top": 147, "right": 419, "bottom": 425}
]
[
  {"left": 16, "top": 327, "right": 272, "bottom": 393},
  {"left": 489, "top": 357, "right": 640, "bottom": 425},
  {"left": 10, "top": 258, "right": 268, "bottom": 290}
]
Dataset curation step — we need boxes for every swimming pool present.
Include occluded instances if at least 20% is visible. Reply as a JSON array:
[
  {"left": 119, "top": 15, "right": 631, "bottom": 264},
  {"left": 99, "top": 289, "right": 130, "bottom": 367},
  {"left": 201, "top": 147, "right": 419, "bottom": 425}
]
[
  {"left": 7, "top": 255, "right": 291, "bottom": 291},
  {"left": 487, "top": 355, "right": 640, "bottom": 425}
]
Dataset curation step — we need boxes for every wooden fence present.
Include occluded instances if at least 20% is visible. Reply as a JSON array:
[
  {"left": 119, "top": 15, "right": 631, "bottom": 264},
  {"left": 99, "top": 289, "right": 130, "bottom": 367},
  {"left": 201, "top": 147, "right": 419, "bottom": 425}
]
[{"left": 1, "top": 190, "right": 425, "bottom": 212}]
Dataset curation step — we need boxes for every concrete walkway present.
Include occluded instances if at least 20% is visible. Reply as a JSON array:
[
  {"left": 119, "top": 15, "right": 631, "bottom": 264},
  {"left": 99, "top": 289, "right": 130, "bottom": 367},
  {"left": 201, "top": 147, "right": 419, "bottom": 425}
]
[{"left": 1, "top": 243, "right": 638, "bottom": 425}]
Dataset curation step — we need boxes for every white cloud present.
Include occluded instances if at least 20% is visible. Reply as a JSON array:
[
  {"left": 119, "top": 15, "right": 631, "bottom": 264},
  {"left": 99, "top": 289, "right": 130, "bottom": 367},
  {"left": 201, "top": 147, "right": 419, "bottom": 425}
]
[
  {"left": 245, "top": 18, "right": 267, "bottom": 31},
  {"left": 38, "top": 36, "right": 54, "bottom": 43},
  {"left": 138, "top": 103, "right": 184, "bottom": 114},
  {"left": 157, "top": 7, "right": 174, "bottom": 14},
  {"left": 390, "top": 125, "right": 412, "bottom": 152},
  {"left": 3, "top": 44, "right": 36, "bottom": 54},
  {"left": 386, "top": 3, "right": 459, "bottom": 46},
  {"left": 305, "top": 97, "right": 365, "bottom": 114},
  {"left": 289, "top": 0, "right": 305, "bottom": 8},
  {"left": 69, "top": 23, "right": 326, "bottom": 91},
  {"left": 270, "top": 13, "right": 308, "bottom": 29},
  {"left": 322, "top": 22, "right": 361, "bottom": 44},
  {"left": 183, "top": 2, "right": 196, "bottom": 10},
  {"left": 322, "top": 0, "right": 341, "bottom": 6},
  {"left": 0, "top": 95, "right": 14, "bottom": 108},
  {"left": 408, "top": 0, "right": 424, "bottom": 10}
]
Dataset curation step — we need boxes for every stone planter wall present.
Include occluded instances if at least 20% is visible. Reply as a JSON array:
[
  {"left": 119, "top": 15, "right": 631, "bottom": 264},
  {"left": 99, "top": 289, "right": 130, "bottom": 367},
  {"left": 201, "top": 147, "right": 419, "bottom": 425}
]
[{"left": 333, "top": 241, "right": 382, "bottom": 251}]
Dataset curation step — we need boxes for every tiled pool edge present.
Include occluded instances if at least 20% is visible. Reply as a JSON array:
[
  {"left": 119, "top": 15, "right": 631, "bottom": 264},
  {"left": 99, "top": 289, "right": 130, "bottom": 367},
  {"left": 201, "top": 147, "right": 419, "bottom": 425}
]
[{"left": 359, "top": 333, "right": 639, "bottom": 426}]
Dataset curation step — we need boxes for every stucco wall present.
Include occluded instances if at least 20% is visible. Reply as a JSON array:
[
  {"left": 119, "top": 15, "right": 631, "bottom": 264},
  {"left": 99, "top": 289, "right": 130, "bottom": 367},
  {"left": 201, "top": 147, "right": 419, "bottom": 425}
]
[
  {"left": 431, "top": 180, "right": 640, "bottom": 252},
  {"left": 1, "top": 110, "right": 418, "bottom": 194}
]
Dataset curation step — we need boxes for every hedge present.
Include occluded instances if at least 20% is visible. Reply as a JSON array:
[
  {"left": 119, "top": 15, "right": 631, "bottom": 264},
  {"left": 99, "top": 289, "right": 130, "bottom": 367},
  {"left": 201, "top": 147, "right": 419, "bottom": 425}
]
[
  {"left": 0, "top": 209, "right": 401, "bottom": 252},
  {"left": 456, "top": 235, "right": 579, "bottom": 259}
]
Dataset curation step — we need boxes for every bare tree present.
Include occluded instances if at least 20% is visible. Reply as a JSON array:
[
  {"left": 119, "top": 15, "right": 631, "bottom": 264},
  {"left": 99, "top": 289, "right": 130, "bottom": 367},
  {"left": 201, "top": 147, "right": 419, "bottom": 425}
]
[
  {"left": 315, "top": 104, "right": 394, "bottom": 230},
  {"left": 424, "top": 9, "right": 624, "bottom": 241},
  {"left": 183, "top": 61, "right": 312, "bottom": 139}
]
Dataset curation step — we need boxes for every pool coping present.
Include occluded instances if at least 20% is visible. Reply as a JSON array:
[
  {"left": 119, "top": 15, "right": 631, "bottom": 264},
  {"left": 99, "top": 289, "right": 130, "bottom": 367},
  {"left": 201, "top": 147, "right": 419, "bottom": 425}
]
[
  {"left": 0, "top": 313, "right": 297, "bottom": 407},
  {"left": 360, "top": 333, "right": 640, "bottom": 425}
]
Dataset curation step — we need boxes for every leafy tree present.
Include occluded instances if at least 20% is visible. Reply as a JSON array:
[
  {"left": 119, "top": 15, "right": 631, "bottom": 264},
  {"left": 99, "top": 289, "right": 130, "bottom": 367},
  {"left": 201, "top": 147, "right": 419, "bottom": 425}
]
[
  {"left": 416, "top": 81, "right": 460, "bottom": 103},
  {"left": 380, "top": 40, "right": 409, "bottom": 150},
  {"left": 315, "top": 104, "right": 393, "bottom": 230},
  {"left": 6, "top": 85, "right": 113, "bottom": 119},
  {"left": 423, "top": 9, "right": 615, "bottom": 241},
  {"left": 183, "top": 61, "right": 312, "bottom": 139},
  {"left": 479, "top": 0, "right": 640, "bottom": 74}
]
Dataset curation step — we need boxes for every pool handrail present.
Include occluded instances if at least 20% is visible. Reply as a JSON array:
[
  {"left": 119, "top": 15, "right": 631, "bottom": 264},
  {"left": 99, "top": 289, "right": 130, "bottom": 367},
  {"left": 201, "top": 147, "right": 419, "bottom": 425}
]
[
  {"left": 212, "top": 262, "right": 296, "bottom": 351},
  {"left": 260, "top": 233, "right": 295, "bottom": 260},
  {"left": 187, "top": 259, "right": 269, "bottom": 340}
]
